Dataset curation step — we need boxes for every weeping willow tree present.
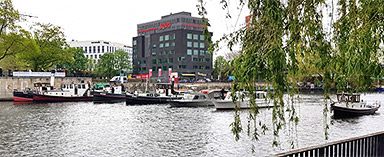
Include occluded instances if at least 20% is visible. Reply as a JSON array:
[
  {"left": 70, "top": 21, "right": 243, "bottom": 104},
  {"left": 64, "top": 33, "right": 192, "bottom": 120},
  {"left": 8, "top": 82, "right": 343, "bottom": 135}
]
[{"left": 198, "top": 0, "right": 384, "bottom": 149}]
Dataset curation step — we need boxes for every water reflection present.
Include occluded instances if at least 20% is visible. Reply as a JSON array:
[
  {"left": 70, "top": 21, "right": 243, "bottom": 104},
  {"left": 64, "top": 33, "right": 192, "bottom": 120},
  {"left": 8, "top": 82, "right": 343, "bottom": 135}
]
[{"left": 0, "top": 93, "right": 383, "bottom": 156}]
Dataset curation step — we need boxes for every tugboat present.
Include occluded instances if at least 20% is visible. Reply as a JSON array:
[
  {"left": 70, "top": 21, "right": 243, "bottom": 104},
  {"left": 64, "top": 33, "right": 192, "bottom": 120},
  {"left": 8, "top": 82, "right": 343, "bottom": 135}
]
[
  {"left": 33, "top": 82, "right": 93, "bottom": 102},
  {"left": 93, "top": 83, "right": 126, "bottom": 103},
  {"left": 331, "top": 93, "right": 381, "bottom": 118},
  {"left": 13, "top": 83, "right": 52, "bottom": 102}
]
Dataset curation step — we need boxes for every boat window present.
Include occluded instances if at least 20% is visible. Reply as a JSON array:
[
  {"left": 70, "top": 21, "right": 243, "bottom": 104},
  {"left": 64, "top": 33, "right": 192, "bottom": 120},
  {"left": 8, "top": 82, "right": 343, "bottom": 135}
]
[
  {"left": 70, "top": 84, "right": 73, "bottom": 89},
  {"left": 82, "top": 84, "right": 86, "bottom": 89},
  {"left": 78, "top": 84, "right": 81, "bottom": 89}
]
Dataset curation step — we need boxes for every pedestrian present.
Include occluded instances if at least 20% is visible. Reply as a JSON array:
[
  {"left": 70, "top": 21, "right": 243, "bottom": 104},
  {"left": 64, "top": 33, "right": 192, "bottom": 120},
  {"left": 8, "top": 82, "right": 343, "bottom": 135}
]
[
  {"left": 8, "top": 67, "right": 12, "bottom": 77},
  {"left": 220, "top": 87, "right": 226, "bottom": 100}
]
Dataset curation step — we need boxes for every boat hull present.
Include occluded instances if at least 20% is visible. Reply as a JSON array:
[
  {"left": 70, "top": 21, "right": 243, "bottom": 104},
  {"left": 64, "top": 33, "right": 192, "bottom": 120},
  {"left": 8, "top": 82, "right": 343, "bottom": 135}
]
[
  {"left": 13, "top": 91, "right": 33, "bottom": 102},
  {"left": 169, "top": 100, "right": 213, "bottom": 107},
  {"left": 126, "top": 94, "right": 181, "bottom": 105},
  {"left": 332, "top": 104, "right": 379, "bottom": 118},
  {"left": 33, "top": 94, "right": 93, "bottom": 102},
  {"left": 213, "top": 99, "right": 271, "bottom": 110},
  {"left": 93, "top": 93, "right": 126, "bottom": 103}
]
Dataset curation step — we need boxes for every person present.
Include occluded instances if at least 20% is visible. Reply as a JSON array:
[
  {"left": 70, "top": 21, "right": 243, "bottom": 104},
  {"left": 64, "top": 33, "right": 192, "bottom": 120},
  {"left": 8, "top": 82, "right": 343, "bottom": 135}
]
[
  {"left": 111, "top": 86, "right": 115, "bottom": 94},
  {"left": 220, "top": 87, "right": 226, "bottom": 100},
  {"left": 8, "top": 68, "right": 12, "bottom": 77}
]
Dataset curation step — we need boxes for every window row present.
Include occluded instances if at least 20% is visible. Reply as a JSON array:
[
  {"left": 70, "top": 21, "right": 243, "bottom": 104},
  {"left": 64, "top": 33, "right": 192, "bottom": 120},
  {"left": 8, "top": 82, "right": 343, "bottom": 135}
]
[
  {"left": 152, "top": 50, "right": 175, "bottom": 56},
  {"left": 85, "top": 54, "right": 101, "bottom": 59},
  {"left": 78, "top": 46, "right": 117, "bottom": 54},
  {"left": 187, "top": 49, "right": 210, "bottom": 56},
  {"left": 187, "top": 42, "right": 205, "bottom": 48},
  {"left": 159, "top": 34, "right": 175, "bottom": 41},
  {"left": 153, "top": 42, "right": 175, "bottom": 49},
  {"left": 187, "top": 34, "right": 204, "bottom": 40}
]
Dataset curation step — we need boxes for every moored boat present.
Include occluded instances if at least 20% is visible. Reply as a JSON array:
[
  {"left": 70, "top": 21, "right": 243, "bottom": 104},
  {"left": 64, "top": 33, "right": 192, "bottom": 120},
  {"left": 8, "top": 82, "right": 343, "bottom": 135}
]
[
  {"left": 169, "top": 93, "right": 213, "bottom": 107},
  {"left": 13, "top": 83, "right": 52, "bottom": 102},
  {"left": 33, "top": 82, "right": 92, "bottom": 102},
  {"left": 126, "top": 83, "right": 182, "bottom": 105},
  {"left": 93, "top": 84, "right": 126, "bottom": 103},
  {"left": 213, "top": 91, "right": 271, "bottom": 110},
  {"left": 331, "top": 93, "right": 381, "bottom": 118}
]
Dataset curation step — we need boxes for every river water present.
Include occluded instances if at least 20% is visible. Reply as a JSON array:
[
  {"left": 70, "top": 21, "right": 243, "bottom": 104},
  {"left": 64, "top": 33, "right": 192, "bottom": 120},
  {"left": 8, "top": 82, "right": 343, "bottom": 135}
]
[{"left": 0, "top": 93, "right": 383, "bottom": 156}]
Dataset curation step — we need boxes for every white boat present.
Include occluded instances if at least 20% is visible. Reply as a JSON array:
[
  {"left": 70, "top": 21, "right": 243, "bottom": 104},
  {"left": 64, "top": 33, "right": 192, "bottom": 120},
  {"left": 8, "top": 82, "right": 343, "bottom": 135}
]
[
  {"left": 33, "top": 82, "right": 93, "bottom": 102},
  {"left": 169, "top": 93, "right": 213, "bottom": 107},
  {"left": 331, "top": 93, "right": 381, "bottom": 118},
  {"left": 212, "top": 91, "right": 271, "bottom": 110}
]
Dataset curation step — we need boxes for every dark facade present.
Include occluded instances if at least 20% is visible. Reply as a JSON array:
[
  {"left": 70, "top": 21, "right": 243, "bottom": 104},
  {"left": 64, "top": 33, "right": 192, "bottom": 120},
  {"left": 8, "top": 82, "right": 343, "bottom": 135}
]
[{"left": 132, "top": 12, "right": 213, "bottom": 80}]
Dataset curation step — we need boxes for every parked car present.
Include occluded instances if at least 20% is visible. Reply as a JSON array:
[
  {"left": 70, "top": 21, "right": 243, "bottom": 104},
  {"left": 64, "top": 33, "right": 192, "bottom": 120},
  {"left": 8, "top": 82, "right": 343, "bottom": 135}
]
[{"left": 110, "top": 76, "right": 128, "bottom": 83}]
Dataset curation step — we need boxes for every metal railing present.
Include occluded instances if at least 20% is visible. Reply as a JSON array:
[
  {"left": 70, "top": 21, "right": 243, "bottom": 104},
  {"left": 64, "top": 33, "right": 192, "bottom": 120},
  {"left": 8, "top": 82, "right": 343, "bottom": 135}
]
[{"left": 275, "top": 131, "right": 384, "bottom": 157}]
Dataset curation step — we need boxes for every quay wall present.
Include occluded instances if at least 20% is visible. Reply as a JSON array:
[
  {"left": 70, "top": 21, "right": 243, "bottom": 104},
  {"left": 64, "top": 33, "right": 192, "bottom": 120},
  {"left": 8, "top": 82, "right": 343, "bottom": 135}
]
[{"left": 0, "top": 77, "right": 92, "bottom": 101}]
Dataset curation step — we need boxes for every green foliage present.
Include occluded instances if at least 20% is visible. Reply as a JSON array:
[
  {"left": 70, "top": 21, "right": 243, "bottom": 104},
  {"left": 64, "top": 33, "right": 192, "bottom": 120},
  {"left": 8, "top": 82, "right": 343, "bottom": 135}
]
[
  {"left": 94, "top": 50, "right": 131, "bottom": 77},
  {"left": 198, "top": 0, "right": 384, "bottom": 149},
  {"left": 17, "top": 23, "right": 73, "bottom": 71},
  {"left": 0, "top": 0, "right": 24, "bottom": 61},
  {"left": 57, "top": 47, "right": 89, "bottom": 71},
  {"left": 213, "top": 56, "right": 229, "bottom": 79}
]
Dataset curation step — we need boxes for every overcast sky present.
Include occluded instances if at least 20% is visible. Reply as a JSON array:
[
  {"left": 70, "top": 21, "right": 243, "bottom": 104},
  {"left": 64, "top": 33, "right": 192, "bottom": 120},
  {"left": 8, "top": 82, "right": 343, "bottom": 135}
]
[{"left": 12, "top": 0, "right": 249, "bottom": 57}]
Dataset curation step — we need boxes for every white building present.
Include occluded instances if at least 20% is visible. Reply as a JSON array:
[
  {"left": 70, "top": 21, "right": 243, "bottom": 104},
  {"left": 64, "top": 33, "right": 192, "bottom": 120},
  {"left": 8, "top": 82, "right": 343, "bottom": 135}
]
[{"left": 68, "top": 40, "right": 132, "bottom": 64}]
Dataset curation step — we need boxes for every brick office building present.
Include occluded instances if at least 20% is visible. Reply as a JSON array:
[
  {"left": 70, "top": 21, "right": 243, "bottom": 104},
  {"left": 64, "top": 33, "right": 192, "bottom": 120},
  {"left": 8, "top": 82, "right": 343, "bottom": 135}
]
[{"left": 132, "top": 12, "right": 213, "bottom": 81}]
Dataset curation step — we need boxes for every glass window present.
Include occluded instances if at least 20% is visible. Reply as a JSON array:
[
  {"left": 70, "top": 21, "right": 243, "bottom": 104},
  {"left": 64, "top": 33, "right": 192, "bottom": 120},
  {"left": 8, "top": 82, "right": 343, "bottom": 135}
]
[
  {"left": 133, "top": 55, "right": 137, "bottom": 59},
  {"left": 205, "top": 66, "right": 210, "bottom": 69},
  {"left": 199, "top": 43, "right": 205, "bottom": 48},
  {"left": 193, "top": 50, "right": 198, "bottom": 56},
  {"left": 102, "top": 46, "right": 105, "bottom": 53},
  {"left": 200, "top": 35, "right": 204, "bottom": 40},
  {"left": 187, "top": 33, "right": 192, "bottom": 39},
  {"left": 159, "top": 36, "right": 163, "bottom": 41},
  {"left": 205, "top": 58, "right": 210, "bottom": 62},
  {"left": 193, "top": 58, "right": 198, "bottom": 62},
  {"left": 152, "top": 67, "right": 156, "bottom": 72},
  {"left": 193, "top": 66, "right": 198, "bottom": 69},
  {"left": 157, "top": 59, "right": 161, "bottom": 64},
  {"left": 163, "top": 66, "right": 167, "bottom": 70},
  {"left": 187, "top": 42, "right": 192, "bottom": 47},
  {"left": 178, "top": 57, "right": 186, "bottom": 61},
  {"left": 162, "top": 59, "right": 167, "bottom": 63},
  {"left": 137, "top": 61, "right": 141, "bottom": 65},
  {"left": 152, "top": 59, "right": 156, "bottom": 64},
  {"left": 86, "top": 55, "right": 88, "bottom": 58},
  {"left": 199, "top": 58, "right": 204, "bottom": 62},
  {"left": 193, "top": 42, "right": 198, "bottom": 48},
  {"left": 206, "top": 50, "right": 211, "bottom": 55},
  {"left": 170, "top": 34, "right": 175, "bottom": 40},
  {"left": 165, "top": 35, "right": 169, "bottom": 41},
  {"left": 159, "top": 43, "right": 163, "bottom": 48},
  {"left": 168, "top": 58, "right": 173, "bottom": 63},
  {"left": 158, "top": 51, "right": 162, "bottom": 55},
  {"left": 200, "top": 66, "right": 205, "bottom": 70},
  {"left": 152, "top": 52, "right": 156, "bottom": 56},
  {"left": 152, "top": 44, "right": 157, "bottom": 49},
  {"left": 133, "top": 48, "right": 137, "bottom": 53},
  {"left": 143, "top": 60, "right": 146, "bottom": 64},
  {"left": 171, "top": 42, "right": 175, "bottom": 47},
  {"left": 165, "top": 43, "right": 169, "bottom": 47},
  {"left": 187, "top": 49, "right": 192, "bottom": 55},
  {"left": 200, "top": 50, "right": 205, "bottom": 56},
  {"left": 193, "top": 34, "right": 198, "bottom": 40},
  {"left": 133, "top": 40, "right": 137, "bottom": 46},
  {"left": 170, "top": 50, "right": 175, "bottom": 54},
  {"left": 178, "top": 65, "right": 187, "bottom": 69}
]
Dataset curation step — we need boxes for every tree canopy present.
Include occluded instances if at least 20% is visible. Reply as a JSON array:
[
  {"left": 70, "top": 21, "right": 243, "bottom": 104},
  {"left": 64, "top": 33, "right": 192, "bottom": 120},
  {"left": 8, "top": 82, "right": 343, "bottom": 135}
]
[
  {"left": 94, "top": 50, "right": 131, "bottom": 77},
  {"left": 17, "top": 23, "right": 73, "bottom": 71},
  {"left": 57, "top": 47, "right": 89, "bottom": 71},
  {"left": 198, "top": 0, "right": 384, "bottom": 149}
]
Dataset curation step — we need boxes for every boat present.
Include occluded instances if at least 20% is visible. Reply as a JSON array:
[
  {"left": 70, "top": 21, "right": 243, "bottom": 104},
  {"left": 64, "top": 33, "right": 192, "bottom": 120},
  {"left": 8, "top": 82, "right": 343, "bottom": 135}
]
[
  {"left": 376, "top": 85, "right": 384, "bottom": 92},
  {"left": 212, "top": 91, "right": 272, "bottom": 110},
  {"left": 13, "top": 83, "right": 52, "bottom": 102},
  {"left": 93, "top": 84, "right": 126, "bottom": 103},
  {"left": 331, "top": 93, "right": 381, "bottom": 118},
  {"left": 33, "top": 82, "right": 93, "bottom": 102},
  {"left": 126, "top": 83, "right": 182, "bottom": 105},
  {"left": 169, "top": 93, "right": 213, "bottom": 107}
]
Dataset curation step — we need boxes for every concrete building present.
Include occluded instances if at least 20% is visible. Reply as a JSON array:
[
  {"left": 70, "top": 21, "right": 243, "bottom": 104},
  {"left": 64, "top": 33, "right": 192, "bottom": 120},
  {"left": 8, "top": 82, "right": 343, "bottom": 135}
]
[
  {"left": 68, "top": 40, "right": 132, "bottom": 62},
  {"left": 132, "top": 12, "right": 213, "bottom": 80}
]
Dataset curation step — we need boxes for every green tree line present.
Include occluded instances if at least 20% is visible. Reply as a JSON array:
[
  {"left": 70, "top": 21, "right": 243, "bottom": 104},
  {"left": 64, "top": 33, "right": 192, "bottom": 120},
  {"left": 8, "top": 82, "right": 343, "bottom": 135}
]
[{"left": 0, "top": 0, "right": 131, "bottom": 77}]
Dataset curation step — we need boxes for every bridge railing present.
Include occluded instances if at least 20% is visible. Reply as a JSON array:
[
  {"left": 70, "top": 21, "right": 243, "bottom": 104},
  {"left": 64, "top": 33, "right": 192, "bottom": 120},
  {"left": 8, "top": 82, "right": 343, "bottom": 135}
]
[{"left": 275, "top": 131, "right": 384, "bottom": 157}]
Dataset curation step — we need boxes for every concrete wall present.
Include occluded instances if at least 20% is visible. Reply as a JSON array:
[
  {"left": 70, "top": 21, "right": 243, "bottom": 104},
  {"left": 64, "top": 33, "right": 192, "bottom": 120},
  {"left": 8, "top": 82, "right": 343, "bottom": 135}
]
[{"left": 0, "top": 77, "right": 92, "bottom": 101}]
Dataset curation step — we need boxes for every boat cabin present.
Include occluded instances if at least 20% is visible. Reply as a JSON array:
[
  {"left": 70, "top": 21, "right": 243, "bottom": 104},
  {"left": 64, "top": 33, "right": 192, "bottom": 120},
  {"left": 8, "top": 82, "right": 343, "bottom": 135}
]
[
  {"left": 43, "top": 83, "right": 91, "bottom": 97},
  {"left": 337, "top": 93, "right": 361, "bottom": 103}
]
